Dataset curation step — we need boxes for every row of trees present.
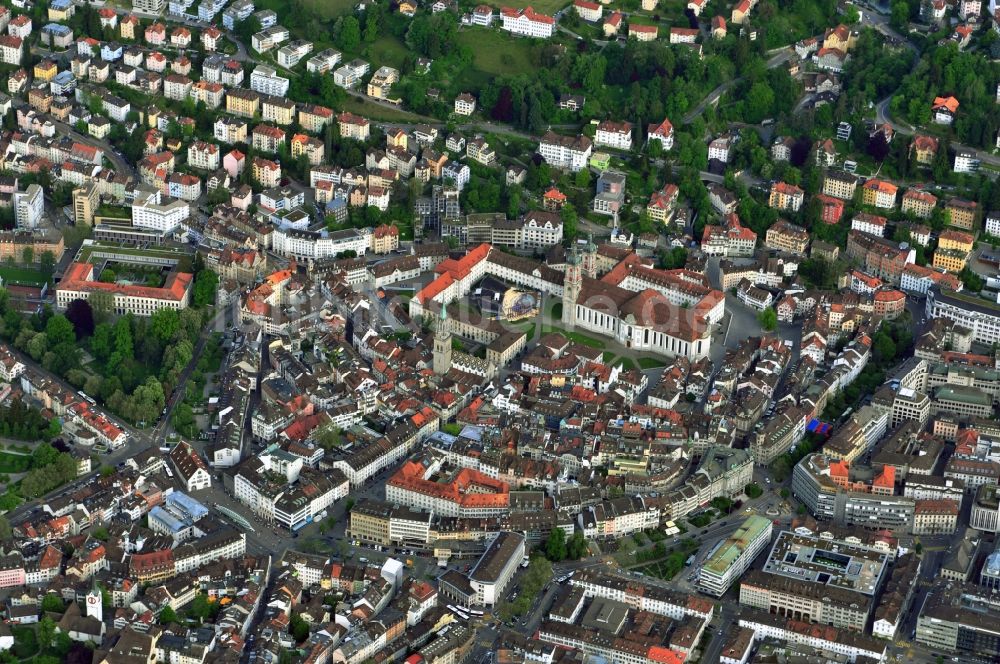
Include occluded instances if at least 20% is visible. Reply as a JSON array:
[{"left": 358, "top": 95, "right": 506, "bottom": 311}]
[
  {"left": 0, "top": 398, "right": 60, "bottom": 441},
  {"left": 19, "top": 443, "right": 79, "bottom": 500},
  {"left": 892, "top": 41, "right": 1000, "bottom": 150},
  {"left": 0, "top": 283, "right": 213, "bottom": 426}
]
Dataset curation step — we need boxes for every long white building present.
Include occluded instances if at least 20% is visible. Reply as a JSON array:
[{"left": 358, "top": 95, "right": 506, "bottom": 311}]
[
  {"left": 249, "top": 65, "right": 289, "bottom": 96},
  {"left": 233, "top": 449, "right": 348, "bottom": 529},
  {"left": 698, "top": 516, "right": 772, "bottom": 597},
  {"left": 500, "top": 6, "right": 555, "bottom": 37},
  {"left": 927, "top": 286, "right": 1000, "bottom": 347},
  {"left": 538, "top": 131, "right": 592, "bottom": 171},
  {"left": 132, "top": 192, "right": 191, "bottom": 234},
  {"left": 271, "top": 227, "right": 370, "bottom": 260}
]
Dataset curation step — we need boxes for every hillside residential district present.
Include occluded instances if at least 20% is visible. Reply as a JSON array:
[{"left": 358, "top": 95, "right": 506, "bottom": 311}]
[{"left": 4, "top": 0, "right": 1000, "bottom": 663}]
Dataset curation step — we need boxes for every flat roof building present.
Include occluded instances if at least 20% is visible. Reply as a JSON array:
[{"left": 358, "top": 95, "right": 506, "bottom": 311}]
[{"left": 698, "top": 516, "right": 772, "bottom": 597}]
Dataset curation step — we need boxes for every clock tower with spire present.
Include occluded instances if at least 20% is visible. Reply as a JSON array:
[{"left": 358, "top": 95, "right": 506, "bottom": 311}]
[
  {"left": 86, "top": 581, "right": 102, "bottom": 622},
  {"left": 562, "top": 247, "right": 581, "bottom": 329},
  {"left": 433, "top": 305, "right": 453, "bottom": 375}
]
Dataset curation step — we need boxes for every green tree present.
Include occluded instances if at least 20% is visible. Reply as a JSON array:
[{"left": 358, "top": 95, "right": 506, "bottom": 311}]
[
  {"left": 159, "top": 606, "right": 178, "bottom": 624},
  {"left": 560, "top": 204, "right": 578, "bottom": 241},
  {"left": 890, "top": 0, "right": 910, "bottom": 30},
  {"left": 745, "top": 81, "right": 775, "bottom": 124},
  {"left": 189, "top": 594, "right": 213, "bottom": 623},
  {"left": 662, "top": 247, "right": 687, "bottom": 269},
  {"left": 41, "top": 594, "right": 64, "bottom": 613},
  {"left": 873, "top": 332, "right": 897, "bottom": 364},
  {"left": 339, "top": 16, "right": 361, "bottom": 51},
  {"left": 757, "top": 307, "right": 777, "bottom": 331},
  {"left": 567, "top": 531, "right": 589, "bottom": 559},
  {"left": 289, "top": 612, "right": 310, "bottom": 642},
  {"left": 544, "top": 527, "right": 567, "bottom": 562},
  {"left": 45, "top": 315, "right": 75, "bottom": 348},
  {"left": 38, "top": 616, "right": 56, "bottom": 651},
  {"left": 21, "top": 246, "right": 33, "bottom": 265},
  {"left": 363, "top": 13, "right": 378, "bottom": 43},
  {"left": 192, "top": 270, "right": 219, "bottom": 307}
]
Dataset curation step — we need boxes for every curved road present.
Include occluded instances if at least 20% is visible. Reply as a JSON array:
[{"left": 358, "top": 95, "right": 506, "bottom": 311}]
[
  {"left": 862, "top": 10, "right": 1000, "bottom": 170},
  {"left": 49, "top": 119, "right": 137, "bottom": 177},
  {"left": 681, "top": 47, "right": 793, "bottom": 125}
]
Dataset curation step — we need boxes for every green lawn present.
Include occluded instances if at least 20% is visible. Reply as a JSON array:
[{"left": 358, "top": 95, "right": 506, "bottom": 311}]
[
  {"left": 366, "top": 35, "right": 412, "bottom": 70},
  {"left": 76, "top": 243, "right": 191, "bottom": 268},
  {"left": 542, "top": 326, "right": 606, "bottom": 349},
  {"left": 481, "top": 0, "right": 570, "bottom": 13},
  {"left": 0, "top": 452, "right": 31, "bottom": 474},
  {"left": 341, "top": 96, "right": 429, "bottom": 123},
  {"left": 455, "top": 30, "right": 536, "bottom": 77},
  {"left": 0, "top": 265, "right": 48, "bottom": 286},
  {"left": 299, "top": 0, "right": 355, "bottom": 18},
  {"left": 637, "top": 357, "right": 667, "bottom": 369},
  {"left": 11, "top": 626, "right": 38, "bottom": 659}
]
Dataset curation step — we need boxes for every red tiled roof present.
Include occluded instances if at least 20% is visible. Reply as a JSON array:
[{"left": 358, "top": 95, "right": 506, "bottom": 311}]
[
  {"left": 932, "top": 96, "right": 959, "bottom": 113},
  {"left": 59, "top": 262, "right": 192, "bottom": 302},
  {"left": 500, "top": 6, "right": 555, "bottom": 23}
]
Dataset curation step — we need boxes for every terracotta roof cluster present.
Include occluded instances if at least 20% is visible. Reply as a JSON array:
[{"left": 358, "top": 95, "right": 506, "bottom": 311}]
[{"left": 59, "top": 262, "right": 193, "bottom": 302}]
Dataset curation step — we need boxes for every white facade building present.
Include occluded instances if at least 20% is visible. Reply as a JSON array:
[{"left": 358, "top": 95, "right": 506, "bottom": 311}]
[
  {"left": 132, "top": 192, "right": 190, "bottom": 233},
  {"left": 13, "top": 185, "right": 43, "bottom": 229},
  {"left": 249, "top": 65, "right": 289, "bottom": 96},
  {"left": 500, "top": 6, "right": 554, "bottom": 37},
  {"left": 538, "top": 131, "right": 592, "bottom": 172}
]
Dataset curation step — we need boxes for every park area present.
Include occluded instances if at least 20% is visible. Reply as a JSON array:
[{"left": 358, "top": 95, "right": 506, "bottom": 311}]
[
  {"left": 0, "top": 265, "right": 49, "bottom": 286},
  {"left": 608, "top": 528, "right": 700, "bottom": 581},
  {"left": 98, "top": 261, "right": 169, "bottom": 288},
  {"left": 455, "top": 30, "right": 536, "bottom": 77},
  {"left": 481, "top": 0, "right": 569, "bottom": 13}
]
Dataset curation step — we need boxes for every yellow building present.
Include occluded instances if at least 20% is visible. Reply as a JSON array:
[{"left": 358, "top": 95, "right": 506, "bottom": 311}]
[
  {"left": 120, "top": 15, "right": 139, "bottom": 40},
  {"left": 768, "top": 182, "right": 804, "bottom": 212},
  {"left": 225, "top": 89, "right": 260, "bottom": 118},
  {"left": 262, "top": 97, "right": 295, "bottom": 126},
  {"left": 252, "top": 156, "right": 281, "bottom": 188},
  {"left": 371, "top": 224, "right": 400, "bottom": 254},
  {"left": 910, "top": 135, "right": 939, "bottom": 166},
  {"left": 347, "top": 502, "right": 391, "bottom": 545},
  {"left": 366, "top": 66, "right": 399, "bottom": 100},
  {"left": 861, "top": 179, "right": 898, "bottom": 209},
  {"left": 938, "top": 229, "right": 974, "bottom": 253},
  {"left": 297, "top": 104, "right": 334, "bottom": 133},
  {"left": 822, "top": 24, "right": 858, "bottom": 51},
  {"left": 338, "top": 112, "right": 370, "bottom": 141},
  {"left": 386, "top": 128, "right": 408, "bottom": 151},
  {"left": 33, "top": 60, "right": 58, "bottom": 82},
  {"left": 48, "top": 3, "right": 74, "bottom": 21},
  {"left": 932, "top": 249, "right": 969, "bottom": 273},
  {"left": 290, "top": 134, "right": 324, "bottom": 165},
  {"left": 932, "top": 229, "right": 974, "bottom": 273},
  {"left": 0, "top": 229, "right": 65, "bottom": 262},
  {"left": 72, "top": 183, "right": 99, "bottom": 226},
  {"left": 946, "top": 198, "right": 978, "bottom": 230},
  {"left": 821, "top": 171, "right": 857, "bottom": 200},
  {"left": 901, "top": 190, "right": 937, "bottom": 219},
  {"left": 765, "top": 220, "right": 810, "bottom": 255}
]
